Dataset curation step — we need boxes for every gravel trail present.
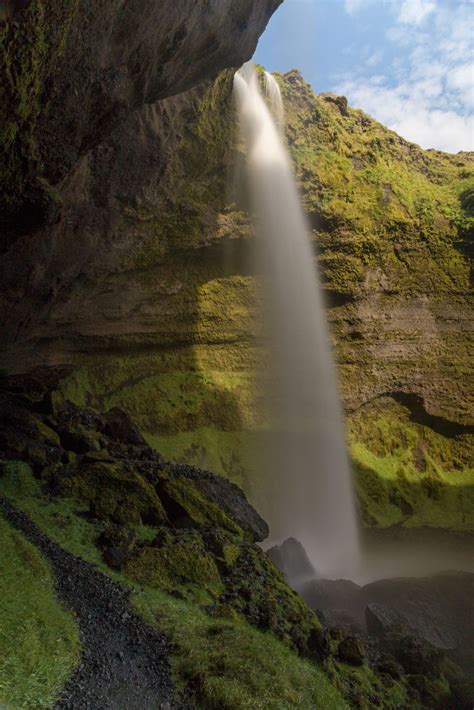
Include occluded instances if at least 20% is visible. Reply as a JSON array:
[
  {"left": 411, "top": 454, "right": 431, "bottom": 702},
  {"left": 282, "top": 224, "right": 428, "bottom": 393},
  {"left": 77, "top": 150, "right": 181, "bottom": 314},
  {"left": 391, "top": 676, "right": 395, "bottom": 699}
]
[{"left": 0, "top": 497, "right": 175, "bottom": 710}]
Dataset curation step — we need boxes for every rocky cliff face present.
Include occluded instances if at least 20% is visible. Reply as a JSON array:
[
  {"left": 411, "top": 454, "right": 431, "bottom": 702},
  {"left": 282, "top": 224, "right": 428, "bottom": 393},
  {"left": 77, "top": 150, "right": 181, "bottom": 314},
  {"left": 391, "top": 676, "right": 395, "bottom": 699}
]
[
  {"left": 0, "top": 0, "right": 281, "bottom": 234},
  {"left": 1, "top": 6, "right": 472, "bottom": 531}
]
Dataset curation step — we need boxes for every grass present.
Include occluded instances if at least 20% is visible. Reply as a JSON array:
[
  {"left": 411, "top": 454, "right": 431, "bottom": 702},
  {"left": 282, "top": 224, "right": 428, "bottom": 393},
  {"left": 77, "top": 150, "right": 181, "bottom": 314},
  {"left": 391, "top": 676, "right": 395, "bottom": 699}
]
[
  {"left": 0, "top": 461, "right": 347, "bottom": 708},
  {"left": 134, "top": 588, "right": 348, "bottom": 709},
  {"left": 0, "top": 514, "right": 79, "bottom": 709},
  {"left": 332, "top": 663, "right": 408, "bottom": 710},
  {"left": 0, "top": 460, "right": 104, "bottom": 567}
]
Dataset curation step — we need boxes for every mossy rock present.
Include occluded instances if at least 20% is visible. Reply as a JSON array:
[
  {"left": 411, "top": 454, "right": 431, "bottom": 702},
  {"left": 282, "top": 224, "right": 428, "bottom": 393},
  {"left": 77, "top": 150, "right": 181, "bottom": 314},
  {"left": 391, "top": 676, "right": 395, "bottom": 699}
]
[
  {"left": 124, "top": 529, "right": 221, "bottom": 591},
  {"left": 337, "top": 636, "right": 366, "bottom": 666},
  {"left": 220, "top": 543, "right": 325, "bottom": 658},
  {"left": 60, "top": 461, "right": 167, "bottom": 527},
  {"left": 30, "top": 417, "right": 61, "bottom": 447},
  {"left": 158, "top": 474, "right": 244, "bottom": 538}
]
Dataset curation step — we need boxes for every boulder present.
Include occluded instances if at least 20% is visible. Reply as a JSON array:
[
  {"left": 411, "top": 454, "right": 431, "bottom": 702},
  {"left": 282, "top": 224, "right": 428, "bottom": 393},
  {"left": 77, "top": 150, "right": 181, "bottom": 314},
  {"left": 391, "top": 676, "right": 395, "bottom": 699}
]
[
  {"left": 267, "top": 537, "right": 316, "bottom": 583},
  {"left": 98, "top": 525, "right": 136, "bottom": 571},
  {"left": 299, "top": 577, "right": 364, "bottom": 627},
  {"left": 337, "top": 635, "right": 366, "bottom": 666},
  {"left": 362, "top": 572, "right": 474, "bottom": 650},
  {"left": 366, "top": 602, "right": 408, "bottom": 637},
  {"left": 102, "top": 408, "right": 147, "bottom": 447},
  {"left": 173, "top": 464, "right": 269, "bottom": 542},
  {"left": 384, "top": 633, "right": 445, "bottom": 676}
]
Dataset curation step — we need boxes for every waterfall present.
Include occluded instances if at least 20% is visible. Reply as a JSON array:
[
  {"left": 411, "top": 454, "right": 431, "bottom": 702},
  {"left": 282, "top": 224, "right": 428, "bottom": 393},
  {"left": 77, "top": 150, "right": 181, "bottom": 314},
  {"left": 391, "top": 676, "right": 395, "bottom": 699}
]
[
  {"left": 234, "top": 64, "right": 360, "bottom": 578},
  {"left": 264, "top": 70, "right": 284, "bottom": 128}
]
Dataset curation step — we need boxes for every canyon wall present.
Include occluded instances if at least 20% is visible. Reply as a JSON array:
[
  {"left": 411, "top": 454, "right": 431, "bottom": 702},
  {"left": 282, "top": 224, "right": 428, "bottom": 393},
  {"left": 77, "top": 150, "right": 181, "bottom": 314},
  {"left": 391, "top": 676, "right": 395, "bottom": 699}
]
[{"left": 1, "top": 6, "right": 472, "bottom": 530}]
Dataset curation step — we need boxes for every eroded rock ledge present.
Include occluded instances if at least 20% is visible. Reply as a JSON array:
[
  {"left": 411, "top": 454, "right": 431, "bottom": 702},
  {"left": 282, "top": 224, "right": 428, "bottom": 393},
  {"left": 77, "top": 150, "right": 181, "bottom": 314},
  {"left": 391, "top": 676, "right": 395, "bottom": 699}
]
[{"left": 0, "top": 0, "right": 282, "bottom": 232}]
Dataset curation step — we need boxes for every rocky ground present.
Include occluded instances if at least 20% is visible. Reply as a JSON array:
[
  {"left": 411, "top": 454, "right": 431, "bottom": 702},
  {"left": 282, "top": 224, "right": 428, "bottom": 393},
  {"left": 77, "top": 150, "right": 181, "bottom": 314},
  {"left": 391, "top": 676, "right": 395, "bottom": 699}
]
[
  {"left": 270, "top": 537, "right": 474, "bottom": 708},
  {"left": 1, "top": 370, "right": 473, "bottom": 708},
  {"left": 0, "top": 496, "right": 174, "bottom": 710}
]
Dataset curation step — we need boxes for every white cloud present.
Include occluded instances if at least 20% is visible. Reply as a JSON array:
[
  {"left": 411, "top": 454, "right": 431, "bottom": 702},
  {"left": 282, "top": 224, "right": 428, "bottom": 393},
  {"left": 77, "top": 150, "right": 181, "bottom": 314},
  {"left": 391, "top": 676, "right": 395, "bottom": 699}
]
[
  {"left": 397, "top": 0, "right": 436, "bottom": 25},
  {"left": 335, "top": 0, "right": 474, "bottom": 152},
  {"left": 446, "top": 63, "right": 474, "bottom": 110},
  {"left": 344, "top": 0, "right": 369, "bottom": 15},
  {"left": 334, "top": 78, "right": 474, "bottom": 152},
  {"left": 365, "top": 49, "right": 383, "bottom": 68}
]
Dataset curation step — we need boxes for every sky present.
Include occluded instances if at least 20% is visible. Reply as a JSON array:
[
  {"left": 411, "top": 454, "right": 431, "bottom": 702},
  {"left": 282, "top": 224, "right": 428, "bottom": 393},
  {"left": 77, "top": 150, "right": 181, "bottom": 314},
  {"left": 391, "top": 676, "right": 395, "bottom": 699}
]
[{"left": 254, "top": 0, "right": 474, "bottom": 153}]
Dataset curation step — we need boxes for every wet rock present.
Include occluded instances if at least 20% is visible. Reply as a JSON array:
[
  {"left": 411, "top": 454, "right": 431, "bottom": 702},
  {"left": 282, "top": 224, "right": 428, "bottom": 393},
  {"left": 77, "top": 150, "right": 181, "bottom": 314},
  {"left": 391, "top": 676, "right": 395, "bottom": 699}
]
[
  {"left": 366, "top": 602, "right": 407, "bottom": 637},
  {"left": 407, "top": 674, "right": 450, "bottom": 709},
  {"left": 98, "top": 525, "right": 137, "bottom": 571},
  {"left": 58, "top": 429, "right": 102, "bottom": 454},
  {"left": 362, "top": 572, "right": 474, "bottom": 650},
  {"left": 375, "top": 656, "right": 404, "bottom": 680},
  {"left": 102, "top": 408, "right": 147, "bottom": 447},
  {"left": 299, "top": 577, "right": 364, "bottom": 626},
  {"left": 267, "top": 537, "right": 316, "bottom": 583},
  {"left": 384, "top": 632, "right": 444, "bottom": 676}
]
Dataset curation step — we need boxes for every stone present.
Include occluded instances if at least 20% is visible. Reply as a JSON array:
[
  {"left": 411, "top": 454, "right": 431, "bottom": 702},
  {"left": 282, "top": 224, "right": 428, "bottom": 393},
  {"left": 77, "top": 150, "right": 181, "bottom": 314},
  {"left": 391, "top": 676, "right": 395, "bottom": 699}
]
[
  {"left": 98, "top": 525, "right": 136, "bottom": 571},
  {"left": 102, "top": 408, "right": 147, "bottom": 447},
  {"left": 366, "top": 602, "right": 407, "bottom": 637},
  {"left": 384, "top": 633, "right": 444, "bottom": 676},
  {"left": 299, "top": 578, "right": 364, "bottom": 626},
  {"left": 337, "top": 635, "right": 366, "bottom": 666},
  {"left": 267, "top": 537, "right": 316, "bottom": 584},
  {"left": 362, "top": 572, "right": 474, "bottom": 650},
  {"left": 176, "top": 466, "right": 269, "bottom": 542}
]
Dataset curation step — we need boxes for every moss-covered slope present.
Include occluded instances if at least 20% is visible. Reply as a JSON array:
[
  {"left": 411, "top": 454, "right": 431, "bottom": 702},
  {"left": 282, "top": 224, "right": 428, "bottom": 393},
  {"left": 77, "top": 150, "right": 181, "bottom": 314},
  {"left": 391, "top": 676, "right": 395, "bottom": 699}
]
[
  {"left": 1, "top": 61, "right": 472, "bottom": 531},
  {"left": 51, "top": 70, "right": 473, "bottom": 531},
  {"left": 3, "top": 373, "right": 468, "bottom": 709}
]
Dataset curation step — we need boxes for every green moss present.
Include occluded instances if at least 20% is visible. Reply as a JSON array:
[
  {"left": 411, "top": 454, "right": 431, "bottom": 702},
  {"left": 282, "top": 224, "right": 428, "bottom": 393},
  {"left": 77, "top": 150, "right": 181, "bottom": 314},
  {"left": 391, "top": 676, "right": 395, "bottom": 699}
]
[
  {"left": 278, "top": 70, "right": 471, "bottom": 298},
  {"left": 350, "top": 398, "right": 474, "bottom": 531},
  {"left": 0, "top": 514, "right": 79, "bottom": 709},
  {"left": 125, "top": 530, "right": 222, "bottom": 592},
  {"left": 331, "top": 662, "right": 409, "bottom": 710},
  {"left": 32, "top": 417, "right": 61, "bottom": 447},
  {"left": 221, "top": 544, "right": 324, "bottom": 654},
  {"left": 58, "top": 461, "right": 167, "bottom": 527},
  {"left": 160, "top": 475, "right": 243, "bottom": 537},
  {"left": 223, "top": 543, "right": 241, "bottom": 568},
  {"left": 145, "top": 428, "right": 255, "bottom": 490}
]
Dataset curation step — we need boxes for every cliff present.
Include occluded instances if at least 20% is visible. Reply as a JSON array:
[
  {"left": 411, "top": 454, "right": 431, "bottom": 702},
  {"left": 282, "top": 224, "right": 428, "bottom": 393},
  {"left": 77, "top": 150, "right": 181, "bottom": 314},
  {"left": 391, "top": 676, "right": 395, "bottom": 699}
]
[
  {"left": 1, "top": 3, "right": 474, "bottom": 707},
  {"left": 1, "top": 8, "right": 472, "bottom": 532}
]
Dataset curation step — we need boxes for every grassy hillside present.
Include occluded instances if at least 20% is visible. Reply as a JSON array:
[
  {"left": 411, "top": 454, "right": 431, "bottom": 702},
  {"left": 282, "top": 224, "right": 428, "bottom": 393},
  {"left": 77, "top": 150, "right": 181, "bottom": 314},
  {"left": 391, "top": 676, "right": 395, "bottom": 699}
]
[{"left": 0, "top": 514, "right": 79, "bottom": 708}]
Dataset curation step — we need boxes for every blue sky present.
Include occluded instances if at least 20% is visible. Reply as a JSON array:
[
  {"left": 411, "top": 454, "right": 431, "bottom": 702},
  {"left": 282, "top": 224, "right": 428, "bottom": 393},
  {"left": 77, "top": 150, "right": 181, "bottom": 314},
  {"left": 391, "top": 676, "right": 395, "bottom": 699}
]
[{"left": 254, "top": 0, "right": 474, "bottom": 152}]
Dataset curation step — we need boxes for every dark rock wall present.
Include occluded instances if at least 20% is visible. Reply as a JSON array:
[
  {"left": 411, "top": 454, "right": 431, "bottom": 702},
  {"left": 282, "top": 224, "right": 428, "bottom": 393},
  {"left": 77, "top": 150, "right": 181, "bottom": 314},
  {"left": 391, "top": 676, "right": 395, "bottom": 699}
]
[{"left": 0, "top": 0, "right": 282, "bottom": 233}]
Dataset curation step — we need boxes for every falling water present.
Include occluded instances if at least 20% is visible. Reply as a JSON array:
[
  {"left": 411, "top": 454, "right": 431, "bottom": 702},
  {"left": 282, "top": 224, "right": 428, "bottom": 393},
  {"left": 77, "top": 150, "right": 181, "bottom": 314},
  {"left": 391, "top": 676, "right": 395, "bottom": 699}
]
[
  {"left": 234, "top": 64, "right": 360, "bottom": 577},
  {"left": 264, "top": 70, "right": 284, "bottom": 129}
]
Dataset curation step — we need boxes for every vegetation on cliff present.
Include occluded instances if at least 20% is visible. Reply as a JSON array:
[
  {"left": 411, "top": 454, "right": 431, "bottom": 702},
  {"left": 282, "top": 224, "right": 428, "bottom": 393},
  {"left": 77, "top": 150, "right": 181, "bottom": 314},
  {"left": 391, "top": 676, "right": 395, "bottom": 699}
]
[{"left": 46, "top": 66, "right": 473, "bottom": 535}]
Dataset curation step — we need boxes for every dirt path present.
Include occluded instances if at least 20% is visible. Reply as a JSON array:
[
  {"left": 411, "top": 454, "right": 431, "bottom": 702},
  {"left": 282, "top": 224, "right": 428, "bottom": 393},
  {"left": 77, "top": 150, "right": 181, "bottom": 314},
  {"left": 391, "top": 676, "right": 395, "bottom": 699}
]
[{"left": 0, "top": 497, "right": 175, "bottom": 710}]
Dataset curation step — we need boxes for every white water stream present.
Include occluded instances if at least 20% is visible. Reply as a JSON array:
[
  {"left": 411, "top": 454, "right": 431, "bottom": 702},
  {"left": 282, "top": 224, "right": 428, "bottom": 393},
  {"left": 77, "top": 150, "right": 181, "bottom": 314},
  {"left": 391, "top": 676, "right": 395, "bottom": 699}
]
[{"left": 234, "top": 64, "right": 360, "bottom": 577}]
